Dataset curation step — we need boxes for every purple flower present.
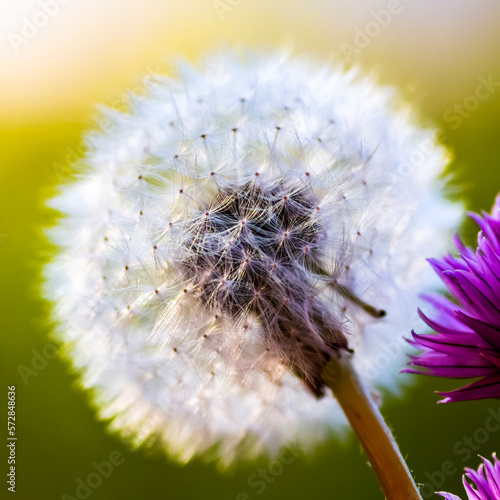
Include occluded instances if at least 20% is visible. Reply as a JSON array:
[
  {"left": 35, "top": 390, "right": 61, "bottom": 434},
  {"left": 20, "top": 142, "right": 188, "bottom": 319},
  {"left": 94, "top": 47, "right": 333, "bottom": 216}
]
[
  {"left": 437, "top": 454, "right": 500, "bottom": 500},
  {"left": 404, "top": 195, "right": 500, "bottom": 402}
]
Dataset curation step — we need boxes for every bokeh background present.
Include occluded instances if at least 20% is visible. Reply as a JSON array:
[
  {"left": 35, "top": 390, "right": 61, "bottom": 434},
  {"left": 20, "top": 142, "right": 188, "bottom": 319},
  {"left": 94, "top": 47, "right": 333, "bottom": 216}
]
[{"left": 2, "top": 0, "right": 500, "bottom": 498}]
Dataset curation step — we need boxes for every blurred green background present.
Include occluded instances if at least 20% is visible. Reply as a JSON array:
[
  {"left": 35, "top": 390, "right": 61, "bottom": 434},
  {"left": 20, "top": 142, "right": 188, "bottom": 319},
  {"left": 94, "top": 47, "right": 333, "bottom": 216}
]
[{"left": 2, "top": 1, "right": 500, "bottom": 498}]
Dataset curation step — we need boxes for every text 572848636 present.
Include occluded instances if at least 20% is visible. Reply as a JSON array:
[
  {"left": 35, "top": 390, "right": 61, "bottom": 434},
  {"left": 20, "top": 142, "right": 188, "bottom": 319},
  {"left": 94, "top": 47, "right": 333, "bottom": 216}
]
[{"left": 7, "top": 386, "right": 16, "bottom": 493}]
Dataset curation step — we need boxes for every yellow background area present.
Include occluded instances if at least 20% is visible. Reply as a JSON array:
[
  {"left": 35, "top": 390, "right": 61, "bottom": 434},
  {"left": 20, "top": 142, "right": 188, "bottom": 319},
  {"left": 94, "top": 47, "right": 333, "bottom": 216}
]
[{"left": 1, "top": 0, "right": 500, "bottom": 123}]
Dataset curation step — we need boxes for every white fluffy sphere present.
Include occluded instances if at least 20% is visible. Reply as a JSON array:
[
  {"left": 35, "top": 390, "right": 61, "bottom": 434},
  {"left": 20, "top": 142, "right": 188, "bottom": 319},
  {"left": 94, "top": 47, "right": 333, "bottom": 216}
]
[{"left": 44, "top": 51, "right": 461, "bottom": 464}]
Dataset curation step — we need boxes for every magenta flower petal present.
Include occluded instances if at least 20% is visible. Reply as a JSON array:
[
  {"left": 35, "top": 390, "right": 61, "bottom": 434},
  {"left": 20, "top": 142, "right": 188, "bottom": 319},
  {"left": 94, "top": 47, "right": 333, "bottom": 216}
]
[
  {"left": 437, "top": 494, "right": 462, "bottom": 500},
  {"left": 437, "top": 454, "right": 500, "bottom": 500},
  {"left": 437, "top": 374, "right": 500, "bottom": 403},
  {"left": 407, "top": 195, "right": 500, "bottom": 403},
  {"left": 456, "top": 312, "right": 500, "bottom": 351},
  {"left": 420, "top": 293, "right": 473, "bottom": 330},
  {"left": 482, "top": 456, "right": 500, "bottom": 497}
]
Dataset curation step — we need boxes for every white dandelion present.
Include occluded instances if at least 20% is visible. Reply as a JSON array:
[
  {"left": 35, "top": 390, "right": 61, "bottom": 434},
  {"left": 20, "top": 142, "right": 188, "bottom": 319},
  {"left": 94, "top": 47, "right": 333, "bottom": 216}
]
[{"left": 44, "top": 51, "right": 460, "bottom": 472}]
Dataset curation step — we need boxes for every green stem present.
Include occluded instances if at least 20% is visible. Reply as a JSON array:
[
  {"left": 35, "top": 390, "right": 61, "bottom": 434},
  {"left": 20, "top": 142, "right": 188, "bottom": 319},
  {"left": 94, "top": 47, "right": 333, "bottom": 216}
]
[{"left": 323, "top": 355, "right": 422, "bottom": 500}]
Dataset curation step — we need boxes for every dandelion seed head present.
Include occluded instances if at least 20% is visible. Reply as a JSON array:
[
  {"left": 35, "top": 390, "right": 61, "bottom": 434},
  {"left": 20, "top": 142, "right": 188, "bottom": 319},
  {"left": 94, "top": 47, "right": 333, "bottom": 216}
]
[{"left": 44, "top": 50, "right": 461, "bottom": 464}]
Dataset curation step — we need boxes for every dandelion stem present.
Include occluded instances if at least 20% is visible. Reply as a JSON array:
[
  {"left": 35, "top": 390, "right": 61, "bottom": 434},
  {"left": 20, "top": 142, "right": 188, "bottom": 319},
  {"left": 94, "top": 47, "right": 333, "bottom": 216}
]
[
  {"left": 334, "top": 283, "right": 386, "bottom": 318},
  {"left": 310, "top": 263, "right": 385, "bottom": 318},
  {"left": 323, "top": 355, "right": 422, "bottom": 500}
]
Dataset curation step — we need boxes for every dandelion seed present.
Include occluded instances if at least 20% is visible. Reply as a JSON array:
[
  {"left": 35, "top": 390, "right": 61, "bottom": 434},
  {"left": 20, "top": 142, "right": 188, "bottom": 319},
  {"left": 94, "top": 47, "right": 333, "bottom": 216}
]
[{"left": 44, "top": 50, "right": 460, "bottom": 465}]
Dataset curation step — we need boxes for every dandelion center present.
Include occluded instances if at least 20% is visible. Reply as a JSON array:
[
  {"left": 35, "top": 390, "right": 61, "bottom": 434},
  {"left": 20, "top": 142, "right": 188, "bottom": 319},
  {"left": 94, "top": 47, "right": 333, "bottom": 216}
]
[
  {"left": 181, "top": 182, "right": 347, "bottom": 396},
  {"left": 183, "top": 182, "right": 322, "bottom": 315}
]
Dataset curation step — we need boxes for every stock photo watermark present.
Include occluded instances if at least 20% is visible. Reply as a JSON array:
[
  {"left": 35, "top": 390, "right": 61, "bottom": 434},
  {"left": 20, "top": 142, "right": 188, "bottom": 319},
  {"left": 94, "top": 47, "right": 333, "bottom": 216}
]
[
  {"left": 7, "top": 0, "right": 75, "bottom": 53},
  {"left": 388, "top": 73, "right": 499, "bottom": 185},
  {"left": 51, "top": 62, "right": 169, "bottom": 181},
  {"left": 6, "top": 386, "right": 16, "bottom": 493},
  {"left": 213, "top": 0, "right": 245, "bottom": 21},
  {"left": 17, "top": 343, "right": 58, "bottom": 385},
  {"left": 443, "top": 74, "right": 500, "bottom": 130},
  {"left": 339, "top": 0, "right": 412, "bottom": 63},
  {"left": 236, "top": 442, "right": 302, "bottom": 499},
  {"left": 61, "top": 450, "right": 125, "bottom": 500},
  {"left": 419, "top": 405, "right": 500, "bottom": 498}
]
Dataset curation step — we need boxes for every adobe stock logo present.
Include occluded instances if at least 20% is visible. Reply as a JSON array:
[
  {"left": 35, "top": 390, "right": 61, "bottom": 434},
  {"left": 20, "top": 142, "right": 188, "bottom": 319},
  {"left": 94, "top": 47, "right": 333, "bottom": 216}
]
[
  {"left": 213, "top": 0, "right": 244, "bottom": 21},
  {"left": 443, "top": 74, "right": 500, "bottom": 130},
  {"left": 339, "top": 0, "right": 412, "bottom": 63},
  {"left": 61, "top": 451, "right": 125, "bottom": 500},
  {"left": 17, "top": 343, "right": 58, "bottom": 385},
  {"left": 7, "top": 0, "right": 74, "bottom": 53},
  {"left": 236, "top": 442, "right": 302, "bottom": 499},
  {"left": 419, "top": 406, "right": 500, "bottom": 498}
]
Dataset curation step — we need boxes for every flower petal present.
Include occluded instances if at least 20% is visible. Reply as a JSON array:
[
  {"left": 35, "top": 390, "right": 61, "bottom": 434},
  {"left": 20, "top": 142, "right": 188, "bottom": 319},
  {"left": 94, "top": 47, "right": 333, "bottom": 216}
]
[
  {"left": 456, "top": 312, "right": 500, "bottom": 351},
  {"left": 437, "top": 374, "right": 500, "bottom": 403}
]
